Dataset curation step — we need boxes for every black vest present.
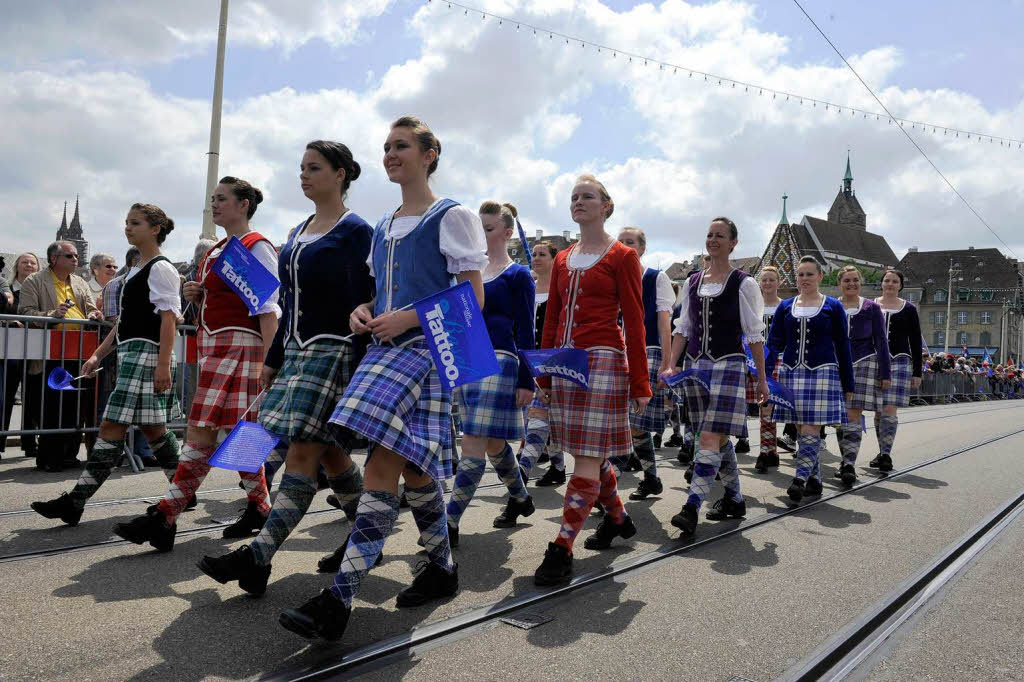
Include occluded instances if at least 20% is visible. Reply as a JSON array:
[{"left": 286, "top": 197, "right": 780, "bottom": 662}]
[
  {"left": 534, "top": 297, "right": 548, "bottom": 348},
  {"left": 117, "top": 256, "right": 170, "bottom": 345}
]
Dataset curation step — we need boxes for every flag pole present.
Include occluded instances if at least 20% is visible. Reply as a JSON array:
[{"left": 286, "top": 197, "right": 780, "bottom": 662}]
[{"left": 201, "top": 0, "right": 229, "bottom": 240}]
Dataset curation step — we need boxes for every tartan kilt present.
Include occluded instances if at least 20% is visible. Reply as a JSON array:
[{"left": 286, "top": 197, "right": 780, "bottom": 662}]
[
  {"left": 773, "top": 364, "right": 845, "bottom": 426},
  {"left": 848, "top": 356, "right": 883, "bottom": 412},
  {"left": 681, "top": 354, "right": 747, "bottom": 437},
  {"left": 456, "top": 351, "right": 525, "bottom": 440},
  {"left": 882, "top": 355, "right": 912, "bottom": 408},
  {"left": 549, "top": 348, "right": 631, "bottom": 459},
  {"left": 631, "top": 346, "right": 667, "bottom": 432},
  {"left": 260, "top": 339, "right": 355, "bottom": 445},
  {"left": 189, "top": 330, "right": 263, "bottom": 429},
  {"left": 103, "top": 341, "right": 179, "bottom": 426},
  {"left": 329, "top": 341, "right": 454, "bottom": 480}
]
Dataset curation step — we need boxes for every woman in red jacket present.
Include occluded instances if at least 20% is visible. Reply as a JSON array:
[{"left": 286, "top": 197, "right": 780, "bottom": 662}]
[{"left": 533, "top": 174, "right": 652, "bottom": 586}]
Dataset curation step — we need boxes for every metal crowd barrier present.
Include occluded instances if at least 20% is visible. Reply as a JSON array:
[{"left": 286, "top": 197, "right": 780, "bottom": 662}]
[
  {"left": 0, "top": 314, "right": 198, "bottom": 471},
  {"left": 909, "top": 370, "right": 1021, "bottom": 405}
]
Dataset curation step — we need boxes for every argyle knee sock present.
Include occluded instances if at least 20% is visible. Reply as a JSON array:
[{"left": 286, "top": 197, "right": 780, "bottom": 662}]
[
  {"left": 597, "top": 459, "right": 626, "bottom": 524},
  {"left": 249, "top": 473, "right": 317, "bottom": 566},
  {"left": 760, "top": 414, "right": 777, "bottom": 456},
  {"left": 718, "top": 441, "right": 742, "bottom": 501},
  {"left": 633, "top": 432, "right": 658, "bottom": 478},
  {"left": 549, "top": 448, "right": 565, "bottom": 471},
  {"left": 607, "top": 453, "right": 629, "bottom": 476},
  {"left": 488, "top": 443, "right": 528, "bottom": 502},
  {"left": 795, "top": 435, "right": 821, "bottom": 481},
  {"left": 329, "top": 490, "right": 400, "bottom": 607},
  {"left": 520, "top": 417, "right": 549, "bottom": 476},
  {"left": 838, "top": 424, "right": 863, "bottom": 466},
  {"left": 157, "top": 442, "right": 214, "bottom": 524},
  {"left": 445, "top": 456, "right": 486, "bottom": 528},
  {"left": 878, "top": 415, "right": 899, "bottom": 458},
  {"left": 262, "top": 442, "right": 288, "bottom": 488},
  {"left": 874, "top": 414, "right": 881, "bottom": 448},
  {"left": 68, "top": 437, "right": 123, "bottom": 509},
  {"left": 683, "top": 424, "right": 695, "bottom": 445},
  {"left": 327, "top": 463, "right": 364, "bottom": 510},
  {"left": 239, "top": 467, "right": 271, "bottom": 516},
  {"left": 553, "top": 475, "right": 600, "bottom": 551},
  {"left": 148, "top": 431, "right": 181, "bottom": 482},
  {"left": 686, "top": 448, "right": 723, "bottom": 510},
  {"left": 406, "top": 480, "right": 454, "bottom": 571}
]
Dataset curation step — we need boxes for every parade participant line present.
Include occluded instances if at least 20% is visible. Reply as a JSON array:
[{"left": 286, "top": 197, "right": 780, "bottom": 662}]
[{"left": 262, "top": 425, "right": 1024, "bottom": 681}]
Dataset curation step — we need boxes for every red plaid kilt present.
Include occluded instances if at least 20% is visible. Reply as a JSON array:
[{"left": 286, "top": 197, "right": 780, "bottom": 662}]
[
  {"left": 549, "top": 347, "right": 631, "bottom": 460},
  {"left": 746, "top": 356, "right": 782, "bottom": 403},
  {"left": 188, "top": 329, "right": 264, "bottom": 429}
]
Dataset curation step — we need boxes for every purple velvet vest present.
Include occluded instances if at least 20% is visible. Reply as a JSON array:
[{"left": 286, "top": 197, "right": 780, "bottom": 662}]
[{"left": 685, "top": 269, "right": 748, "bottom": 360}]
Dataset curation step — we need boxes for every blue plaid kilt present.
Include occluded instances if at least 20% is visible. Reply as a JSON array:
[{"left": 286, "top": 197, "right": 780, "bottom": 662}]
[
  {"left": 260, "top": 339, "right": 355, "bottom": 445},
  {"left": 329, "top": 340, "right": 454, "bottom": 481},
  {"left": 457, "top": 351, "right": 525, "bottom": 440},
  {"left": 678, "top": 354, "right": 747, "bottom": 437},
  {"left": 882, "top": 355, "right": 912, "bottom": 408},
  {"left": 103, "top": 341, "right": 180, "bottom": 426},
  {"left": 848, "top": 356, "right": 883, "bottom": 412},
  {"left": 631, "top": 346, "right": 667, "bottom": 432},
  {"left": 774, "top": 364, "right": 846, "bottom": 425}
]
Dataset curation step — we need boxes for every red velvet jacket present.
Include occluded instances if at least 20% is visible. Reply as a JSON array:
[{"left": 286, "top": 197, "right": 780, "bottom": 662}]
[
  {"left": 540, "top": 240, "right": 652, "bottom": 398},
  {"left": 199, "top": 231, "right": 272, "bottom": 336}
]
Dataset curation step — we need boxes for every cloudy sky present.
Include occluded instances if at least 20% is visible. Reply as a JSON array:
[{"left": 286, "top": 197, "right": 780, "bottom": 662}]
[{"left": 2, "top": 0, "right": 1023, "bottom": 272}]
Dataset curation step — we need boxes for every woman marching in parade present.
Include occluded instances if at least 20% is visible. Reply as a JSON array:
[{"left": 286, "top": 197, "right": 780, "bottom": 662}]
[
  {"left": 196, "top": 141, "right": 373, "bottom": 594},
  {"left": 666, "top": 218, "right": 767, "bottom": 537},
  {"left": 834, "top": 265, "right": 890, "bottom": 485},
  {"left": 444, "top": 201, "right": 536, "bottom": 544},
  {"left": 32, "top": 204, "right": 182, "bottom": 526},
  {"left": 753, "top": 265, "right": 783, "bottom": 474},
  {"left": 277, "top": 116, "right": 487, "bottom": 640},
  {"left": 532, "top": 174, "right": 651, "bottom": 586},
  {"left": 519, "top": 240, "right": 567, "bottom": 487},
  {"left": 766, "top": 256, "right": 854, "bottom": 502},
  {"left": 113, "top": 177, "right": 279, "bottom": 551},
  {"left": 870, "top": 269, "right": 922, "bottom": 472},
  {"left": 617, "top": 227, "right": 672, "bottom": 500}
]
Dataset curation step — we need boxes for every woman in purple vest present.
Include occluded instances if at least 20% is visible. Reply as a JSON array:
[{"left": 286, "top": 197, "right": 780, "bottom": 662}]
[
  {"left": 665, "top": 217, "right": 768, "bottom": 537},
  {"left": 870, "top": 269, "right": 922, "bottom": 472},
  {"left": 835, "top": 265, "right": 890, "bottom": 485},
  {"left": 766, "top": 256, "right": 854, "bottom": 503},
  {"left": 277, "top": 116, "right": 487, "bottom": 642}
]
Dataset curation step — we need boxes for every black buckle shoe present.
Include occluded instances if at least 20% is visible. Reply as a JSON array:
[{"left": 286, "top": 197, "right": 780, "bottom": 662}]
[
  {"left": 534, "top": 542, "right": 573, "bottom": 586},
  {"left": 671, "top": 502, "right": 699, "bottom": 536},
  {"left": 222, "top": 500, "right": 268, "bottom": 539},
  {"left": 839, "top": 462, "right": 857, "bottom": 486},
  {"left": 705, "top": 495, "right": 746, "bottom": 521},
  {"left": 196, "top": 545, "right": 271, "bottom": 596},
  {"left": 583, "top": 515, "right": 637, "bottom": 550},
  {"left": 877, "top": 454, "right": 893, "bottom": 473},
  {"left": 868, "top": 454, "right": 881, "bottom": 468},
  {"left": 317, "top": 533, "right": 383, "bottom": 573},
  {"left": 113, "top": 507, "right": 176, "bottom": 552},
  {"left": 31, "top": 493, "right": 83, "bottom": 527},
  {"left": 735, "top": 438, "right": 751, "bottom": 454},
  {"left": 629, "top": 475, "right": 663, "bottom": 500},
  {"left": 493, "top": 495, "right": 535, "bottom": 528},
  {"left": 787, "top": 478, "right": 805, "bottom": 502},
  {"left": 805, "top": 476, "right": 823, "bottom": 497},
  {"left": 396, "top": 561, "right": 458, "bottom": 608},
  {"left": 536, "top": 467, "right": 566, "bottom": 487},
  {"left": 279, "top": 589, "right": 351, "bottom": 641}
]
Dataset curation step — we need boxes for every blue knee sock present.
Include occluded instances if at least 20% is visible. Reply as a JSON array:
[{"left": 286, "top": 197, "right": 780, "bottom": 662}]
[
  {"left": 488, "top": 443, "right": 528, "bottom": 502},
  {"left": 718, "top": 441, "right": 742, "bottom": 501},
  {"left": 329, "top": 490, "right": 400, "bottom": 608},
  {"left": 405, "top": 480, "right": 454, "bottom": 571},
  {"left": 445, "top": 456, "right": 486, "bottom": 528},
  {"left": 795, "top": 434, "right": 821, "bottom": 481},
  {"left": 686, "top": 448, "right": 722, "bottom": 510}
]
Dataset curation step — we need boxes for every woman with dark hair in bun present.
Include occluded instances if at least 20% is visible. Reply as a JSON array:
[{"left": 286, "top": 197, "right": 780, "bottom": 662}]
[
  {"left": 32, "top": 204, "right": 183, "bottom": 527},
  {"left": 196, "top": 142, "right": 374, "bottom": 594},
  {"left": 114, "top": 177, "right": 280, "bottom": 551}
]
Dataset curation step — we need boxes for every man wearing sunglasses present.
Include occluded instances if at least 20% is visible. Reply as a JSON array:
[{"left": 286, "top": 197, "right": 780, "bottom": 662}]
[{"left": 18, "top": 241, "right": 103, "bottom": 471}]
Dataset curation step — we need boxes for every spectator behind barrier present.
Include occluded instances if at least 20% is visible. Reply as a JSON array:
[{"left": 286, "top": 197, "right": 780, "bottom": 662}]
[
  {"left": 0, "top": 252, "right": 41, "bottom": 459},
  {"left": 88, "top": 253, "right": 117, "bottom": 310}
]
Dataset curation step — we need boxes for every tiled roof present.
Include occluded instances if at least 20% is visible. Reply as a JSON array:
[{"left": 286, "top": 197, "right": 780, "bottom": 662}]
[{"left": 799, "top": 216, "right": 897, "bottom": 267}]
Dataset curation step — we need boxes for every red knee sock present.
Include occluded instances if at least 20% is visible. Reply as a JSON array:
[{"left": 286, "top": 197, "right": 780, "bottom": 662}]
[
  {"left": 598, "top": 459, "right": 626, "bottom": 524},
  {"left": 554, "top": 475, "right": 600, "bottom": 552},
  {"left": 760, "top": 414, "right": 777, "bottom": 455},
  {"left": 157, "top": 442, "right": 214, "bottom": 524},
  {"left": 239, "top": 467, "right": 270, "bottom": 515}
]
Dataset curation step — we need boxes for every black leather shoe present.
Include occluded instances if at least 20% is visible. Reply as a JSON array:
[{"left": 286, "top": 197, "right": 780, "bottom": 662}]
[
  {"left": 626, "top": 454, "right": 643, "bottom": 472},
  {"left": 395, "top": 561, "right": 458, "bottom": 608},
  {"left": 677, "top": 443, "right": 694, "bottom": 465},
  {"left": 222, "top": 500, "right": 268, "bottom": 539},
  {"left": 665, "top": 434, "right": 684, "bottom": 448},
  {"left": 196, "top": 545, "right": 271, "bottom": 596},
  {"left": 877, "top": 454, "right": 893, "bottom": 473},
  {"left": 868, "top": 454, "right": 881, "bottom": 468},
  {"left": 839, "top": 462, "right": 857, "bottom": 486},
  {"left": 317, "top": 533, "right": 383, "bottom": 573},
  {"left": 754, "top": 451, "right": 779, "bottom": 473},
  {"left": 804, "top": 476, "right": 823, "bottom": 497},
  {"left": 653, "top": 433, "right": 662, "bottom": 449},
  {"left": 583, "top": 515, "right": 637, "bottom": 550},
  {"left": 493, "top": 495, "right": 535, "bottom": 528},
  {"left": 787, "top": 478, "right": 805, "bottom": 502},
  {"left": 629, "top": 475, "right": 663, "bottom": 500},
  {"left": 534, "top": 542, "right": 572, "bottom": 586},
  {"left": 31, "top": 493, "right": 83, "bottom": 526},
  {"left": 279, "top": 589, "right": 351, "bottom": 641},
  {"left": 535, "top": 467, "right": 566, "bottom": 487},
  {"left": 671, "top": 502, "right": 699, "bottom": 536},
  {"left": 705, "top": 495, "right": 746, "bottom": 521},
  {"left": 113, "top": 507, "right": 176, "bottom": 552},
  {"left": 735, "top": 438, "right": 750, "bottom": 454},
  {"left": 684, "top": 462, "right": 694, "bottom": 483}
]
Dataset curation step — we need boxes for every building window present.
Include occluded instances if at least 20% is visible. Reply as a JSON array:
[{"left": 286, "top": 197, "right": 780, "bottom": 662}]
[
  {"left": 905, "top": 291, "right": 917, "bottom": 303},
  {"left": 932, "top": 311, "right": 946, "bottom": 325},
  {"left": 980, "top": 311, "right": 992, "bottom": 324},
  {"left": 933, "top": 331, "right": 945, "bottom": 345},
  {"left": 979, "top": 289, "right": 995, "bottom": 301},
  {"left": 957, "top": 288, "right": 970, "bottom": 302},
  {"left": 933, "top": 289, "right": 947, "bottom": 303},
  {"left": 957, "top": 331, "right": 970, "bottom": 345},
  {"left": 956, "top": 311, "right": 969, "bottom": 325},
  {"left": 980, "top": 331, "right": 992, "bottom": 346}
]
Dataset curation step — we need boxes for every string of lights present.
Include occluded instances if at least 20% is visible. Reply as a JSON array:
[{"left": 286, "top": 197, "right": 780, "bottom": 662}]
[{"left": 426, "top": 0, "right": 1024, "bottom": 150}]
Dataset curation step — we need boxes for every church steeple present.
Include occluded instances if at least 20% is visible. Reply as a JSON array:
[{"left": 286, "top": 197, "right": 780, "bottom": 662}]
[
  {"left": 843, "top": 151, "right": 853, "bottom": 195},
  {"left": 828, "top": 151, "right": 867, "bottom": 230},
  {"left": 68, "top": 195, "right": 82, "bottom": 238},
  {"left": 779, "top": 194, "right": 789, "bottom": 226},
  {"left": 56, "top": 201, "right": 68, "bottom": 239}
]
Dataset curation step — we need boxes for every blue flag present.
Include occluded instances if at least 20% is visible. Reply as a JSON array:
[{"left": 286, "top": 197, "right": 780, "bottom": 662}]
[
  {"left": 520, "top": 348, "right": 589, "bottom": 388},
  {"left": 744, "top": 343, "right": 758, "bottom": 377},
  {"left": 209, "top": 420, "right": 280, "bottom": 473},
  {"left": 413, "top": 280, "right": 500, "bottom": 391},
  {"left": 46, "top": 366, "right": 80, "bottom": 391},
  {"left": 983, "top": 347, "right": 992, "bottom": 365},
  {"left": 663, "top": 367, "right": 712, "bottom": 391},
  {"left": 213, "top": 236, "right": 280, "bottom": 315},
  {"left": 766, "top": 377, "right": 796, "bottom": 411}
]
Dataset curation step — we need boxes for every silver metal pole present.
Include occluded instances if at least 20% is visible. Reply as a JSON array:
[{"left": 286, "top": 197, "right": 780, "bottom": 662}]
[
  {"left": 201, "top": 0, "right": 230, "bottom": 240},
  {"left": 943, "top": 258, "right": 953, "bottom": 353}
]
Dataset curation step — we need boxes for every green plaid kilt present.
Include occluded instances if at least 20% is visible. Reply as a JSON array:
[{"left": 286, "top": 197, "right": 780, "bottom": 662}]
[
  {"left": 260, "top": 339, "right": 355, "bottom": 445},
  {"left": 103, "top": 340, "right": 180, "bottom": 426}
]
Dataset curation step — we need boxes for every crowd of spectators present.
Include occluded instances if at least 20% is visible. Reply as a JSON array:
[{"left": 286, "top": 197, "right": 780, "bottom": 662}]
[{"left": 923, "top": 350, "right": 1022, "bottom": 400}]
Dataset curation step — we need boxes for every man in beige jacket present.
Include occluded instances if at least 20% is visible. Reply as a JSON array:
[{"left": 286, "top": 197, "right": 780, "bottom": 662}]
[{"left": 19, "top": 241, "right": 103, "bottom": 471}]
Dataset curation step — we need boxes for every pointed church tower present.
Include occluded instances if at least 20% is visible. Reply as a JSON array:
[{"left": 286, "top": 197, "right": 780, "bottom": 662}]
[
  {"left": 756, "top": 194, "right": 803, "bottom": 290},
  {"left": 68, "top": 195, "right": 83, "bottom": 238},
  {"left": 827, "top": 152, "right": 866, "bottom": 230},
  {"left": 56, "top": 201, "right": 68, "bottom": 240},
  {"left": 54, "top": 196, "right": 89, "bottom": 267}
]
